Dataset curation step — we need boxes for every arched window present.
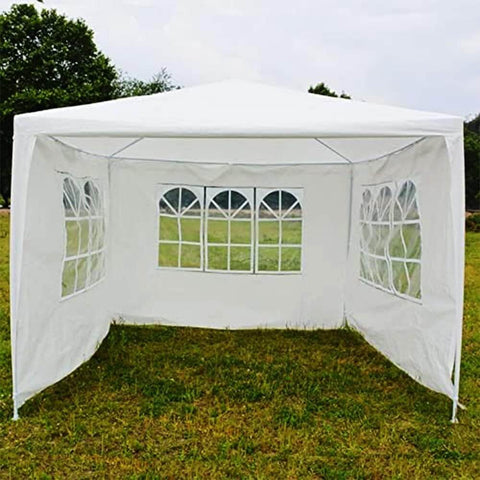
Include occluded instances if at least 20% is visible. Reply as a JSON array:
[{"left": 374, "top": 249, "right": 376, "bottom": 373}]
[
  {"left": 62, "top": 175, "right": 105, "bottom": 298},
  {"left": 206, "top": 188, "right": 254, "bottom": 272},
  {"left": 158, "top": 186, "right": 203, "bottom": 269},
  {"left": 359, "top": 180, "right": 421, "bottom": 300},
  {"left": 256, "top": 189, "right": 302, "bottom": 273}
]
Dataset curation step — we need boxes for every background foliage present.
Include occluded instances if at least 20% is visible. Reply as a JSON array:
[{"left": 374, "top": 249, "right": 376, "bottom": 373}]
[
  {"left": 308, "top": 82, "right": 351, "bottom": 99},
  {"left": 0, "top": 4, "right": 178, "bottom": 207},
  {"left": 465, "top": 115, "right": 480, "bottom": 210}
]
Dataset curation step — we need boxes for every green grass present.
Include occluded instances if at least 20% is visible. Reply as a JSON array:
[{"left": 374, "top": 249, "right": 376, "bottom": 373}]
[{"left": 0, "top": 212, "right": 479, "bottom": 478}]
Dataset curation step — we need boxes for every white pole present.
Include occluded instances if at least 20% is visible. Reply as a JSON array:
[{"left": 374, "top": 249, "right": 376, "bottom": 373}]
[
  {"left": 450, "top": 328, "right": 463, "bottom": 423},
  {"left": 12, "top": 398, "right": 19, "bottom": 421}
]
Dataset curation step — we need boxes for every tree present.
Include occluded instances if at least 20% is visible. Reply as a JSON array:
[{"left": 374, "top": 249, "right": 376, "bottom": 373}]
[
  {"left": 0, "top": 4, "right": 118, "bottom": 207},
  {"left": 114, "top": 68, "right": 180, "bottom": 98},
  {"left": 308, "top": 82, "right": 351, "bottom": 99},
  {"left": 465, "top": 114, "right": 480, "bottom": 210}
]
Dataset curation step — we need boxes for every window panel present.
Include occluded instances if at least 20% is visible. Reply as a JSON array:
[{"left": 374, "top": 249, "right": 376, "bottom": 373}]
[
  {"left": 360, "top": 253, "right": 372, "bottom": 283},
  {"left": 230, "top": 220, "right": 251, "bottom": 244},
  {"left": 181, "top": 244, "right": 201, "bottom": 268},
  {"left": 207, "top": 219, "right": 228, "bottom": 243},
  {"left": 158, "top": 243, "right": 179, "bottom": 268},
  {"left": 359, "top": 180, "right": 421, "bottom": 301},
  {"left": 76, "top": 257, "right": 88, "bottom": 291},
  {"left": 258, "top": 247, "right": 279, "bottom": 272},
  {"left": 181, "top": 217, "right": 201, "bottom": 243},
  {"left": 256, "top": 189, "right": 303, "bottom": 273},
  {"left": 388, "top": 224, "right": 406, "bottom": 258},
  {"left": 159, "top": 216, "right": 178, "bottom": 241},
  {"left": 208, "top": 246, "right": 228, "bottom": 270},
  {"left": 403, "top": 224, "right": 421, "bottom": 259},
  {"left": 156, "top": 185, "right": 303, "bottom": 274},
  {"left": 230, "top": 246, "right": 251, "bottom": 271},
  {"left": 282, "top": 221, "right": 302, "bottom": 245},
  {"left": 158, "top": 186, "right": 203, "bottom": 270},
  {"left": 63, "top": 177, "right": 81, "bottom": 217},
  {"left": 407, "top": 262, "right": 421, "bottom": 299},
  {"left": 392, "top": 260, "right": 409, "bottom": 294},
  {"left": 65, "top": 220, "right": 80, "bottom": 257},
  {"left": 258, "top": 221, "right": 279, "bottom": 244},
  {"left": 89, "top": 253, "right": 101, "bottom": 285},
  {"left": 206, "top": 188, "right": 254, "bottom": 272},
  {"left": 91, "top": 219, "right": 104, "bottom": 252},
  {"left": 78, "top": 219, "right": 90, "bottom": 254},
  {"left": 62, "top": 259, "right": 76, "bottom": 297},
  {"left": 61, "top": 175, "right": 106, "bottom": 299},
  {"left": 281, "top": 247, "right": 301, "bottom": 271},
  {"left": 375, "top": 258, "right": 390, "bottom": 289}
]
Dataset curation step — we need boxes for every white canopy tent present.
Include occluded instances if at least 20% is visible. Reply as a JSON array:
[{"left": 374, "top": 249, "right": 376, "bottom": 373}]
[{"left": 10, "top": 80, "right": 465, "bottom": 421}]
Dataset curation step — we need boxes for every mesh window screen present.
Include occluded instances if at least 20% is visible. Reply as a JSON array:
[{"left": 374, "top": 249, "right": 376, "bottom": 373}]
[
  {"left": 61, "top": 175, "right": 106, "bottom": 298},
  {"left": 360, "top": 180, "right": 421, "bottom": 300}
]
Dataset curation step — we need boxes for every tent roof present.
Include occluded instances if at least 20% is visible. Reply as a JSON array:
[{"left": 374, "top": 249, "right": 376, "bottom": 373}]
[{"left": 15, "top": 80, "right": 462, "bottom": 139}]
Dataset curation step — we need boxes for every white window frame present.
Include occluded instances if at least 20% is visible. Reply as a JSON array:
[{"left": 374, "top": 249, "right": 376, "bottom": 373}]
[
  {"left": 155, "top": 184, "right": 304, "bottom": 275},
  {"left": 61, "top": 174, "right": 106, "bottom": 300},
  {"left": 205, "top": 187, "right": 254, "bottom": 273},
  {"left": 359, "top": 179, "right": 422, "bottom": 303},
  {"left": 157, "top": 184, "right": 204, "bottom": 271},
  {"left": 255, "top": 188, "right": 303, "bottom": 274}
]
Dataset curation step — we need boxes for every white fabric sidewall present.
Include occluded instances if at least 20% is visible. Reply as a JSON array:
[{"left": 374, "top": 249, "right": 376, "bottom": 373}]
[
  {"left": 345, "top": 137, "right": 459, "bottom": 398},
  {"left": 110, "top": 157, "right": 350, "bottom": 330},
  {"left": 12, "top": 136, "right": 113, "bottom": 409}
]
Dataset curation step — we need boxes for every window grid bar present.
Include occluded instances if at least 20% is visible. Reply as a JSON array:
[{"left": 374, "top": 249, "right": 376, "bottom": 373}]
[
  {"left": 258, "top": 244, "right": 301, "bottom": 249},
  {"left": 360, "top": 219, "right": 420, "bottom": 226},
  {"left": 159, "top": 213, "right": 202, "bottom": 219},
  {"left": 179, "top": 188, "right": 184, "bottom": 267},
  {"left": 360, "top": 249, "right": 421, "bottom": 265},
  {"left": 158, "top": 240, "right": 201, "bottom": 246},
  {"left": 65, "top": 247, "right": 106, "bottom": 262},
  {"left": 252, "top": 188, "right": 257, "bottom": 273},
  {"left": 65, "top": 215, "right": 104, "bottom": 221},
  {"left": 207, "top": 242, "right": 253, "bottom": 248},
  {"left": 227, "top": 191, "right": 231, "bottom": 270}
]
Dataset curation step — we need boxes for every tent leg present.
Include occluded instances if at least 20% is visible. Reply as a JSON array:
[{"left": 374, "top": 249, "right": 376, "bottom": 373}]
[
  {"left": 451, "top": 398, "right": 458, "bottom": 424},
  {"left": 12, "top": 401, "right": 19, "bottom": 421},
  {"left": 450, "top": 330, "right": 463, "bottom": 424}
]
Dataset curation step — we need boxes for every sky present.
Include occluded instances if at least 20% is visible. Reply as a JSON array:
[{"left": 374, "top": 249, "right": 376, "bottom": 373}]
[{"left": 2, "top": 0, "right": 480, "bottom": 118}]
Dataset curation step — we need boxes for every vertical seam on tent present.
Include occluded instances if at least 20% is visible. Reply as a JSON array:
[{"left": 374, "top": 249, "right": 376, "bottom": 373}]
[
  {"left": 343, "top": 164, "right": 354, "bottom": 327},
  {"left": 314, "top": 138, "right": 354, "bottom": 328}
]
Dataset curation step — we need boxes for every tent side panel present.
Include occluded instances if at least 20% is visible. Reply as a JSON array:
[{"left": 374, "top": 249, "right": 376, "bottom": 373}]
[
  {"left": 109, "top": 154, "right": 350, "bottom": 330},
  {"left": 345, "top": 136, "right": 459, "bottom": 398},
  {"left": 12, "top": 136, "right": 112, "bottom": 411}
]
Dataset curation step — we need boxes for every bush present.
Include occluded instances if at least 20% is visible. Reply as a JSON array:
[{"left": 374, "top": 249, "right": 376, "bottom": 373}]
[{"left": 466, "top": 213, "right": 480, "bottom": 232}]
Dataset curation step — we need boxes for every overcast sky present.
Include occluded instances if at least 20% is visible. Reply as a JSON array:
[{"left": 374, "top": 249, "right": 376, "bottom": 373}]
[{"left": 2, "top": 0, "right": 480, "bottom": 118}]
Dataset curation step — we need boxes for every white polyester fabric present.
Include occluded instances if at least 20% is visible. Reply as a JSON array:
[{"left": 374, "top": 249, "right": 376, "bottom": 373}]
[{"left": 10, "top": 80, "right": 464, "bottom": 413}]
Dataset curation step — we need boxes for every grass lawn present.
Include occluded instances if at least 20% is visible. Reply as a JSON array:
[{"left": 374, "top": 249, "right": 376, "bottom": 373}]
[{"left": 0, "top": 211, "right": 479, "bottom": 478}]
